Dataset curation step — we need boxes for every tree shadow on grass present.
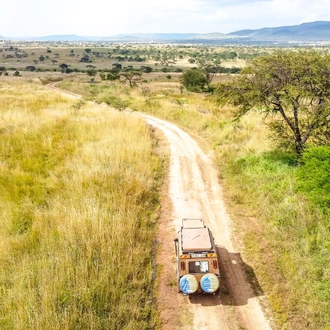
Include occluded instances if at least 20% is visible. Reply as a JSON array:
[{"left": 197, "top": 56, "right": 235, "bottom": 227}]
[{"left": 262, "top": 150, "right": 297, "bottom": 167}]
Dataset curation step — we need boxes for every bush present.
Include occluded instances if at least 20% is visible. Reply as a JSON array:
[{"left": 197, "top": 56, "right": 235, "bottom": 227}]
[
  {"left": 296, "top": 146, "right": 330, "bottom": 208},
  {"left": 98, "top": 95, "right": 131, "bottom": 111},
  {"left": 26, "top": 66, "right": 36, "bottom": 72},
  {"left": 180, "top": 69, "right": 207, "bottom": 92}
]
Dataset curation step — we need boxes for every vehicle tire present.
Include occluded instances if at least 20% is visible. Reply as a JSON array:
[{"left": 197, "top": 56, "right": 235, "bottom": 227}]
[
  {"left": 179, "top": 274, "right": 198, "bottom": 294},
  {"left": 200, "top": 273, "right": 220, "bottom": 293}
]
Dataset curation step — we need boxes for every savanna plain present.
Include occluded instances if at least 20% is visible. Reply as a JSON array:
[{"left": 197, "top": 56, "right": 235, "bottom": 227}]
[{"left": 0, "top": 41, "right": 329, "bottom": 330}]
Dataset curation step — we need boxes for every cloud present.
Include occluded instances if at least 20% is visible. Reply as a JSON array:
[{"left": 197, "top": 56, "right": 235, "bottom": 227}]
[{"left": 1, "top": 0, "right": 329, "bottom": 37}]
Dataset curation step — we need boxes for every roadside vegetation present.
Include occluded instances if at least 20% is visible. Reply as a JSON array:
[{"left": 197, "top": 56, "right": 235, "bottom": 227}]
[
  {"left": 0, "top": 79, "right": 163, "bottom": 329},
  {"left": 1, "top": 43, "right": 329, "bottom": 330}
]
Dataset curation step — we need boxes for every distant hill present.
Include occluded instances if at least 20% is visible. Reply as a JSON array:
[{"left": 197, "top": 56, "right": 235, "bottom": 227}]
[
  {"left": 228, "top": 21, "right": 330, "bottom": 42},
  {"left": 2, "top": 21, "right": 330, "bottom": 44},
  {"left": 106, "top": 33, "right": 198, "bottom": 41},
  {"left": 22, "top": 33, "right": 198, "bottom": 42},
  {"left": 190, "top": 32, "right": 228, "bottom": 40},
  {"left": 32, "top": 34, "right": 90, "bottom": 41}
]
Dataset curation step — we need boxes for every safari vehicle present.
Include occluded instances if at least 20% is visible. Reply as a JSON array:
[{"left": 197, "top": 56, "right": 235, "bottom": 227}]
[{"left": 174, "top": 218, "right": 220, "bottom": 294}]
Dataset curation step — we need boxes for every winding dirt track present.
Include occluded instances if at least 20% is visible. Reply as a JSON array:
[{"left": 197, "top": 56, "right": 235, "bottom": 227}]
[
  {"left": 49, "top": 84, "right": 272, "bottom": 329},
  {"left": 140, "top": 114, "right": 272, "bottom": 330}
]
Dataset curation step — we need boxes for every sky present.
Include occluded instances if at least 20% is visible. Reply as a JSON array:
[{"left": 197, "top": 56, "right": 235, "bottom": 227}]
[{"left": 1, "top": 0, "right": 329, "bottom": 37}]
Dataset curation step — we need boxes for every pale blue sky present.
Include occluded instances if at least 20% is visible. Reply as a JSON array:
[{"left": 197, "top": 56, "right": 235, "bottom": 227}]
[{"left": 1, "top": 0, "right": 329, "bottom": 37}]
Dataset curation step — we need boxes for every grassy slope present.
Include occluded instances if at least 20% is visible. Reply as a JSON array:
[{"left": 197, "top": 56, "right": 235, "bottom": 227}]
[
  {"left": 57, "top": 76, "right": 330, "bottom": 330},
  {"left": 0, "top": 78, "right": 163, "bottom": 329}
]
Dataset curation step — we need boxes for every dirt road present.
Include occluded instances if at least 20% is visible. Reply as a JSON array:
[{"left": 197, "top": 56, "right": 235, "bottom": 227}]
[
  {"left": 49, "top": 83, "right": 272, "bottom": 329},
  {"left": 140, "top": 114, "right": 272, "bottom": 330}
]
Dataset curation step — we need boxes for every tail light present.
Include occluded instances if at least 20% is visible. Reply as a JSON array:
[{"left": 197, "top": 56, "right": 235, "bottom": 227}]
[
  {"left": 213, "top": 260, "right": 218, "bottom": 269},
  {"left": 180, "top": 262, "right": 185, "bottom": 270}
]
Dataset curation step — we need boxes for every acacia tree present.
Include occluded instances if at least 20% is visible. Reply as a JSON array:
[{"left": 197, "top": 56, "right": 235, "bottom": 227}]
[
  {"left": 119, "top": 71, "right": 142, "bottom": 88},
  {"left": 197, "top": 58, "right": 221, "bottom": 86},
  {"left": 213, "top": 50, "right": 330, "bottom": 158}
]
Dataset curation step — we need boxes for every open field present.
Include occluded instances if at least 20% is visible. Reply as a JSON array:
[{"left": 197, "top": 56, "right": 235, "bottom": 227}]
[
  {"left": 0, "top": 41, "right": 267, "bottom": 76},
  {"left": 0, "top": 78, "right": 164, "bottom": 329}
]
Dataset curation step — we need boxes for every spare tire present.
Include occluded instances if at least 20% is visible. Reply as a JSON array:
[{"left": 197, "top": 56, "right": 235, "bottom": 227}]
[
  {"left": 200, "top": 273, "right": 220, "bottom": 293},
  {"left": 179, "top": 274, "right": 198, "bottom": 294}
]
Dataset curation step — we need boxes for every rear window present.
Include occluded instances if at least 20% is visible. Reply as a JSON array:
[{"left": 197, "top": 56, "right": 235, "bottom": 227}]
[{"left": 188, "top": 261, "right": 209, "bottom": 273}]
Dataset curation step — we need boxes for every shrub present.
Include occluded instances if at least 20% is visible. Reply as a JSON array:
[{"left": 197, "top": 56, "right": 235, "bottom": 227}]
[
  {"left": 296, "top": 146, "right": 330, "bottom": 208},
  {"left": 180, "top": 69, "right": 207, "bottom": 92}
]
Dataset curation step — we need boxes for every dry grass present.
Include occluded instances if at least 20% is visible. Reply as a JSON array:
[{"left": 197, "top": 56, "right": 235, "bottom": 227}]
[{"left": 0, "top": 79, "right": 163, "bottom": 329}]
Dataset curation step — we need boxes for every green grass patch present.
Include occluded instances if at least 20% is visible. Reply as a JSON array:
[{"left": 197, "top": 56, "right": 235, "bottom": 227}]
[
  {"left": 297, "top": 146, "right": 330, "bottom": 209},
  {"left": 224, "top": 151, "right": 330, "bottom": 329}
]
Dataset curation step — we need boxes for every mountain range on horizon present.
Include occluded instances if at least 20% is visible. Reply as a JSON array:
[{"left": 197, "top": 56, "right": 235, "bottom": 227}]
[{"left": 1, "top": 21, "right": 330, "bottom": 44}]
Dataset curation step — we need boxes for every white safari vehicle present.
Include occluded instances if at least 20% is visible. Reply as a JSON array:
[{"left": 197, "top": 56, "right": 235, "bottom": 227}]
[{"left": 174, "top": 218, "right": 220, "bottom": 294}]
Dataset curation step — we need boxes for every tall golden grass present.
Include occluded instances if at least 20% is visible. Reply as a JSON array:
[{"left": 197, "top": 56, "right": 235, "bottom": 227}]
[{"left": 0, "top": 79, "right": 163, "bottom": 329}]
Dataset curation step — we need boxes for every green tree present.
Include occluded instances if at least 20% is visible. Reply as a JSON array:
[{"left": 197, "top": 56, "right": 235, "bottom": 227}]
[
  {"left": 119, "top": 71, "right": 142, "bottom": 88},
  {"left": 180, "top": 69, "right": 207, "bottom": 92},
  {"left": 26, "top": 66, "right": 36, "bottom": 71},
  {"left": 106, "top": 72, "right": 119, "bottom": 81},
  {"left": 140, "top": 66, "right": 153, "bottom": 73},
  {"left": 112, "top": 63, "right": 122, "bottom": 70},
  {"left": 87, "top": 70, "right": 97, "bottom": 77},
  {"left": 59, "top": 63, "right": 69, "bottom": 70},
  {"left": 197, "top": 58, "right": 221, "bottom": 86},
  {"left": 213, "top": 50, "right": 330, "bottom": 158},
  {"left": 80, "top": 55, "right": 90, "bottom": 63}
]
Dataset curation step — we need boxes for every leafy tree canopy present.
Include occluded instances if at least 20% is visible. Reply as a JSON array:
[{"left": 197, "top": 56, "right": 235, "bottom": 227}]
[
  {"left": 180, "top": 69, "right": 207, "bottom": 92},
  {"left": 196, "top": 57, "right": 221, "bottom": 85},
  {"left": 119, "top": 71, "right": 142, "bottom": 88},
  {"left": 59, "top": 63, "right": 69, "bottom": 70},
  {"left": 213, "top": 50, "right": 330, "bottom": 158}
]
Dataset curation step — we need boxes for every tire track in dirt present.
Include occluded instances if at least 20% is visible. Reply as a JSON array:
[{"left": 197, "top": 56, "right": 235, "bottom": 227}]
[{"left": 140, "top": 114, "right": 272, "bottom": 330}]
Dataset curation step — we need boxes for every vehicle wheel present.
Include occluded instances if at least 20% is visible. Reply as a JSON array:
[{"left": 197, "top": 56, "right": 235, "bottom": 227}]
[
  {"left": 200, "top": 273, "right": 220, "bottom": 293},
  {"left": 179, "top": 274, "right": 198, "bottom": 294}
]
